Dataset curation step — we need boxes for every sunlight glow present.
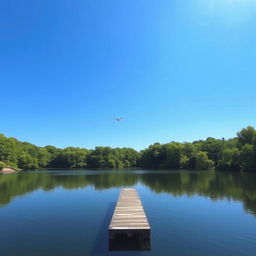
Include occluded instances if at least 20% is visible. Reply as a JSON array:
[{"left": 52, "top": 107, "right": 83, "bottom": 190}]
[{"left": 195, "top": 0, "right": 256, "bottom": 27}]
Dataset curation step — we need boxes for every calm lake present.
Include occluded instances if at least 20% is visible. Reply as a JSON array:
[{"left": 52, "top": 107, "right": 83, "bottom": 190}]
[{"left": 0, "top": 170, "right": 256, "bottom": 256}]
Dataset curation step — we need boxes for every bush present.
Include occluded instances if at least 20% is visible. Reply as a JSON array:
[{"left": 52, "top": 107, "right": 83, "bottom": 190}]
[
  {"left": 196, "top": 152, "right": 214, "bottom": 170},
  {"left": 0, "top": 161, "right": 6, "bottom": 169}
]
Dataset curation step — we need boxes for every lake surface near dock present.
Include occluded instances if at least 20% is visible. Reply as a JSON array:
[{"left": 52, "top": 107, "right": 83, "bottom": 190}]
[{"left": 0, "top": 169, "right": 256, "bottom": 256}]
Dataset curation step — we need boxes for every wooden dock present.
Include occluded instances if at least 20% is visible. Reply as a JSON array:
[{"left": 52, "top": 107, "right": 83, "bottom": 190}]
[{"left": 109, "top": 188, "right": 150, "bottom": 240}]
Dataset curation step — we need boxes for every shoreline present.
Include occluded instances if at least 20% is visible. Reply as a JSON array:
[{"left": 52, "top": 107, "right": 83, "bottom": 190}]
[{"left": 0, "top": 167, "right": 17, "bottom": 173}]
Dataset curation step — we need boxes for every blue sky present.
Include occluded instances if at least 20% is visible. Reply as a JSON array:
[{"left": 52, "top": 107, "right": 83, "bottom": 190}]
[{"left": 0, "top": 0, "right": 256, "bottom": 150}]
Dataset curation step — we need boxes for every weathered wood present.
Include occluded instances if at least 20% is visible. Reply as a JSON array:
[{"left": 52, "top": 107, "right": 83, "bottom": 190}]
[{"left": 109, "top": 188, "right": 150, "bottom": 239}]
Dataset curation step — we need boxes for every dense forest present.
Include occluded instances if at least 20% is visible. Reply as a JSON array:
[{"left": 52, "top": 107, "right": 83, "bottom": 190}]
[{"left": 0, "top": 126, "right": 256, "bottom": 172}]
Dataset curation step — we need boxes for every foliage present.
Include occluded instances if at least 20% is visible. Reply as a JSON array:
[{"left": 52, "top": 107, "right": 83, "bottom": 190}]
[
  {"left": 0, "top": 161, "right": 6, "bottom": 169},
  {"left": 195, "top": 151, "right": 214, "bottom": 170},
  {"left": 180, "top": 155, "right": 189, "bottom": 169},
  {"left": 237, "top": 126, "right": 256, "bottom": 147},
  {"left": 0, "top": 160, "right": 18, "bottom": 170},
  {"left": 140, "top": 126, "right": 256, "bottom": 172},
  {"left": 240, "top": 144, "right": 256, "bottom": 172},
  {"left": 0, "top": 134, "right": 140, "bottom": 169},
  {"left": 193, "top": 137, "right": 225, "bottom": 164},
  {"left": 86, "top": 147, "right": 139, "bottom": 169},
  {"left": 0, "top": 126, "right": 256, "bottom": 171},
  {"left": 218, "top": 148, "right": 240, "bottom": 171},
  {"left": 18, "top": 152, "right": 38, "bottom": 169}
]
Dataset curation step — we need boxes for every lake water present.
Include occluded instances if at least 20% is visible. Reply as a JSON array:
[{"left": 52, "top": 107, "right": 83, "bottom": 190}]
[{"left": 0, "top": 170, "right": 256, "bottom": 256}]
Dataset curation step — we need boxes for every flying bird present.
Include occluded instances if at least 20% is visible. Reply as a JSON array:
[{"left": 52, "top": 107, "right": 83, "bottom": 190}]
[{"left": 114, "top": 117, "right": 124, "bottom": 122}]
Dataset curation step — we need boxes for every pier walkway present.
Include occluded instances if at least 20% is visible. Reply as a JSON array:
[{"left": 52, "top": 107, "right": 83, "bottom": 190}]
[{"left": 109, "top": 188, "right": 150, "bottom": 239}]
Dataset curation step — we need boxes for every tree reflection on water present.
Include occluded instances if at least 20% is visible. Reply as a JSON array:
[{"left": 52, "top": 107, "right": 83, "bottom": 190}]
[{"left": 0, "top": 170, "right": 256, "bottom": 216}]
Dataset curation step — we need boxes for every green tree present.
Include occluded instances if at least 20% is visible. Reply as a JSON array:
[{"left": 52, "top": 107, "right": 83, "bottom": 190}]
[
  {"left": 0, "top": 161, "right": 6, "bottom": 169},
  {"left": 56, "top": 147, "right": 89, "bottom": 168},
  {"left": 195, "top": 151, "right": 214, "bottom": 170},
  {"left": 18, "top": 152, "right": 38, "bottom": 169},
  {"left": 180, "top": 155, "right": 189, "bottom": 169},
  {"left": 194, "top": 137, "right": 225, "bottom": 165},
  {"left": 240, "top": 144, "right": 256, "bottom": 172},
  {"left": 162, "top": 143, "right": 183, "bottom": 169},
  {"left": 37, "top": 148, "right": 51, "bottom": 167},
  {"left": 140, "top": 143, "right": 165, "bottom": 169},
  {"left": 237, "top": 126, "right": 256, "bottom": 147},
  {"left": 1, "top": 126, "right": 256, "bottom": 172},
  {"left": 218, "top": 148, "right": 240, "bottom": 171}
]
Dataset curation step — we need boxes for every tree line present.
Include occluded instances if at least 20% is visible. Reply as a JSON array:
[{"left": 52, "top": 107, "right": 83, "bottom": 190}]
[
  {"left": 141, "top": 126, "right": 256, "bottom": 172},
  {"left": 0, "top": 126, "right": 256, "bottom": 171}
]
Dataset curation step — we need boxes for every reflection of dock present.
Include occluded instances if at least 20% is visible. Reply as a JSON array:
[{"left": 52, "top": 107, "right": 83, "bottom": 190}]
[{"left": 109, "top": 188, "right": 150, "bottom": 250}]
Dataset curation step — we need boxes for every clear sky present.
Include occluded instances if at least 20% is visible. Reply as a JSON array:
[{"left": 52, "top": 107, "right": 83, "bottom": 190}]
[{"left": 0, "top": 0, "right": 256, "bottom": 150}]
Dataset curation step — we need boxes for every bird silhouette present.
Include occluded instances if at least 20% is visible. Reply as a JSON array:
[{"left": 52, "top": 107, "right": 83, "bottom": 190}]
[{"left": 114, "top": 117, "right": 124, "bottom": 122}]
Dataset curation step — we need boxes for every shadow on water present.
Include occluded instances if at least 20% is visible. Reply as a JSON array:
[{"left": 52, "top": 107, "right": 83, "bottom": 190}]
[
  {"left": 91, "top": 202, "right": 151, "bottom": 255},
  {"left": 90, "top": 202, "right": 114, "bottom": 256},
  {"left": 109, "top": 233, "right": 151, "bottom": 251}
]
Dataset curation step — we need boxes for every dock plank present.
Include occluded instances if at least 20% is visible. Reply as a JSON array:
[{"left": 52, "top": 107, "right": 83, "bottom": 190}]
[{"left": 109, "top": 188, "right": 150, "bottom": 231}]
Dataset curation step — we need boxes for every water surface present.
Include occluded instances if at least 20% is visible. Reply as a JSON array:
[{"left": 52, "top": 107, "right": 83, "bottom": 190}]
[{"left": 0, "top": 170, "right": 256, "bottom": 256}]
